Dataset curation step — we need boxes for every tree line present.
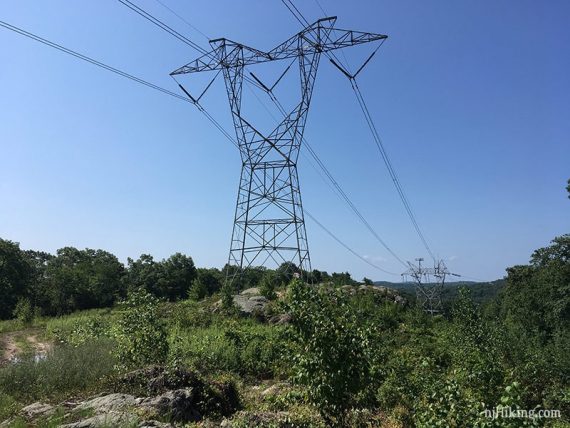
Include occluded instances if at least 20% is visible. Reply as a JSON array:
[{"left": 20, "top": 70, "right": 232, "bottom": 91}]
[{"left": 0, "top": 239, "right": 361, "bottom": 320}]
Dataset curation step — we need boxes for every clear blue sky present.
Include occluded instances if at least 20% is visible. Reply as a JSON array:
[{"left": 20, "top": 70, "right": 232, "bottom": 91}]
[{"left": 1, "top": 0, "right": 568, "bottom": 282}]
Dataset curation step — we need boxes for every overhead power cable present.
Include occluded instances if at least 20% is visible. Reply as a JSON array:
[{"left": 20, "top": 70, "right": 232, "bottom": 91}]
[
  {"left": 116, "top": 0, "right": 266, "bottom": 92},
  {"left": 350, "top": 79, "right": 436, "bottom": 261},
  {"left": 268, "top": 93, "right": 408, "bottom": 267},
  {"left": 152, "top": 0, "right": 210, "bottom": 41},
  {"left": 0, "top": 19, "right": 237, "bottom": 150},
  {"left": 281, "top": 0, "right": 437, "bottom": 262},
  {"left": 305, "top": 210, "right": 397, "bottom": 274},
  {"left": 117, "top": 0, "right": 207, "bottom": 54}
]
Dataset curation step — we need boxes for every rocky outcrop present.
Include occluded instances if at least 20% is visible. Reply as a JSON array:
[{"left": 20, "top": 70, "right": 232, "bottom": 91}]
[
  {"left": 20, "top": 402, "right": 55, "bottom": 419},
  {"left": 60, "top": 411, "right": 137, "bottom": 428},
  {"left": 233, "top": 288, "right": 269, "bottom": 315},
  {"left": 338, "top": 284, "right": 407, "bottom": 305},
  {"left": 140, "top": 388, "right": 202, "bottom": 422},
  {"left": 74, "top": 393, "right": 136, "bottom": 413},
  {"left": 11, "top": 366, "right": 239, "bottom": 428}
]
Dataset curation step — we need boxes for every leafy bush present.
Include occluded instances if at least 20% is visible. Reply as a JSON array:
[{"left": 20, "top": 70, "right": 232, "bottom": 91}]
[
  {"left": 259, "top": 271, "right": 278, "bottom": 300},
  {"left": 287, "top": 280, "right": 374, "bottom": 426},
  {"left": 112, "top": 289, "right": 169, "bottom": 370},
  {"left": 12, "top": 298, "right": 37, "bottom": 326},
  {"left": 169, "top": 321, "right": 289, "bottom": 379},
  {"left": 169, "top": 299, "right": 213, "bottom": 329}
]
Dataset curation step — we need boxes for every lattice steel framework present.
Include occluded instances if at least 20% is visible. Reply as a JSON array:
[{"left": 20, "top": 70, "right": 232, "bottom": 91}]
[
  {"left": 171, "top": 17, "right": 386, "bottom": 285},
  {"left": 402, "top": 258, "right": 450, "bottom": 314}
]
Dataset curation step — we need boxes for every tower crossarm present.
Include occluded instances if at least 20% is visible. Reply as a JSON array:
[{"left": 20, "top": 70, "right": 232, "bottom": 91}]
[{"left": 170, "top": 17, "right": 387, "bottom": 76}]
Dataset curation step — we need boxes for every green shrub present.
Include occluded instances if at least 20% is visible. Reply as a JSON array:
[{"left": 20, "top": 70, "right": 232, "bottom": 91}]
[
  {"left": 287, "top": 280, "right": 374, "bottom": 426},
  {"left": 169, "top": 321, "right": 289, "bottom": 379},
  {"left": 169, "top": 299, "right": 213, "bottom": 329},
  {"left": 50, "top": 316, "right": 111, "bottom": 347},
  {"left": 112, "top": 289, "right": 169, "bottom": 370},
  {"left": 259, "top": 271, "right": 278, "bottom": 301},
  {"left": 221, "top": 282, "right": 237, "bottom": 313},
  {"left": 12, "top": 298, "right": 37, "bottom": 326}
]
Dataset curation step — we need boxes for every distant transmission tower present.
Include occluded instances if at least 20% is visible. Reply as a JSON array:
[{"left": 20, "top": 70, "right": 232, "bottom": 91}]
[
  {"left": 172, "top": 17, "right": 386, "bottom": 285},
  {"left": 402, "top": 258, "right": 451, "bottom": 314}
]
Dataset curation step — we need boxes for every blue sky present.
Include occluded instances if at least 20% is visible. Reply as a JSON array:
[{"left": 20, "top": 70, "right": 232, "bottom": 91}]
[{"left": 1, "top": 0, "right": 568, "bottom": 282}]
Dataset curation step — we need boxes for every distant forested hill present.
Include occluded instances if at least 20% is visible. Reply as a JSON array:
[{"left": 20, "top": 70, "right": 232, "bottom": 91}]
[{"left": 373, "top": 279, "right": 506, "bottom": 306}]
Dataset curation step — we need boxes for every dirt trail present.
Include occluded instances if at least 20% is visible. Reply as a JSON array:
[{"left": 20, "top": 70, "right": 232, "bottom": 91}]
[
  {"left": 27, "top": 333, "right": 51, "bottom": 358},
  {"left": 0, "top": 333, "right": 21, "bottom": 363},
  {"left": 0, "top": 330, "right": 52, "bottom": 364}
]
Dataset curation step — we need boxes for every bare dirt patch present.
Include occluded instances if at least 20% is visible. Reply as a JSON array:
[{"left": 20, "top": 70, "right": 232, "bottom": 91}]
[
  {"left": 0, "top": 330, "right": 52, "bottom": 364},
  {"left": 0, "top": 333, "right": 21, "bottom": 363}
]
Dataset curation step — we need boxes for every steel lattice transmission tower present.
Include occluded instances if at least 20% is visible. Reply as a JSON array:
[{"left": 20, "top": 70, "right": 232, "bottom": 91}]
[
  {"left": 402, "top": 258, "right": 451, "bottom": 314},
  {"left": 171, "top": 17, "right": 386, "bottom": 284}
]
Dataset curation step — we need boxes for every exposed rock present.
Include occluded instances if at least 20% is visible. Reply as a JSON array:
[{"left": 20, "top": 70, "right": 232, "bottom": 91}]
[
  {"left": 20, "top": 402, "right": 55, "bottom": 419},
  {"left": 74, "top": 393, "right": 136, "bottom": 413},
  {"left": 222, "top": 411, "right": 293, "bottom": 427},
  {"left": 0, "top": 418, "right": 15, "bottom": 428},
  {"left": 268, "top": 313, "right": 292, "bottom": 325},
  {"left": 239, "top": 287, "right": 260, "bottom": 295},
  {"left": 115, "top": 365, "right": 201, "bottom": 396},
  {"left": 60, "top": 411, "right": 136, "bottom": 428},
  {"left": 115, "top": 366, "right": 239, "bottom": 421},
  {"left": 260, "top": 383, "right": 284, "bottom": 398},
  {"left": 141, "top": 388, "right": 201, "bottom": 422},
  {"left": 233, "top": 293, "right": 268, "bottom": 315},
  {"left": 138, "top": 419, "right": 175, "bottom": 428},
  {"left": 394, "top": 295, "right": 406, "bottom": 305}
]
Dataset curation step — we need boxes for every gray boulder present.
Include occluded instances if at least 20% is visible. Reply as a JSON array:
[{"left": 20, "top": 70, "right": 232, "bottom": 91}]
[
  {"left": 141, "top": 388, "right": 201, "bottom": 422},
  {"left": 233, "top": 293, "right": 268, "bottom": 315},
  {"left": 74, "top": 393, "right": 136, "bottom": 413},
  {"left": 60, "top": 411, "right": 136, "bottom": 428},
  {"left": 20, "top": 402, "right": 55, "bottom": 419}
]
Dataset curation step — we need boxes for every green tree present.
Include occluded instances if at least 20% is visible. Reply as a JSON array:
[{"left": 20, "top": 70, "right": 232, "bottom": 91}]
[
  {"left": 124, "top": 254, "right": 160, "bottom": 295},
  {"left": 276, "top": 262, "right": 298, "bottom": 285},
  {"left": 190, "top": 268, "right": 222, "bottom": 300},
  {"left": 362, "top": 277, "right": 373, "bottom": 285},
  {"left": 331, "top": 271, "right": 354, "bottom": 286},
  {"left": 157, "top": 252, "right": 197, "bottom": 300},
  {"left": 259, "top": 271, "right": 278, "bottom": 300},
  {"left": 0, "top": 239, "right": 32, "bottom": 319},
  {"left": 189, "top": 277, "right": 208, "bottom": 300},
  {"left": 42, "top": 247, "right": 125, "bottom": 315},
  {"left": 23, "top": 250, "right": 53, "bottom": 312},
  {"left": 500, "top": 235, "right": 570, "bottom": 337}
]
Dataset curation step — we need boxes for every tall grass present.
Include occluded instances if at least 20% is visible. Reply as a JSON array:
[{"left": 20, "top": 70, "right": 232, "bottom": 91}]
[
  {"left": 0, "top": 339, "right": 116, "bottom": 402},
  {"left": 169, "top": 320, "right": 290, "bottom": 379}
]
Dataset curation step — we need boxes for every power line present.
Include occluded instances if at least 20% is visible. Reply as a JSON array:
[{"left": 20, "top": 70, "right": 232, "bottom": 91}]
[
  {"left": 270, "top": 96, "right": 408, "bottom": 267},
  {"left": 0, "top": 19, "right": 237, "bottom": 149},
  {"left": 152, "top": 0, "right": 210, "bottom": 41},
  {"left": 351, "top": 79, "right": 436, "bottom": 261},
  {"left": 117, "top": 0, "right": 267, "bottom": 94},
  {"left": 305, "top": 210, "right": 398, "bottom": 275},
  {"left": 117, "top": 0, "right": 207, "bottom": 54},
  {"left": 281, "top": 0, "right": 437, "bottom": 262}
]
